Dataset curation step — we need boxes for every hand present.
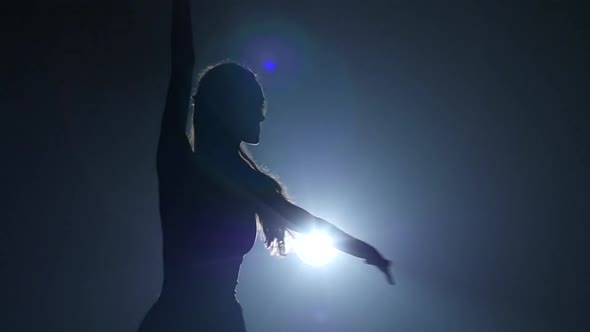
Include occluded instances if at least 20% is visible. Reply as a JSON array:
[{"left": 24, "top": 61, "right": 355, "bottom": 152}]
[{"left": 365, "top": 251, "right": 395, "bottom": 285}]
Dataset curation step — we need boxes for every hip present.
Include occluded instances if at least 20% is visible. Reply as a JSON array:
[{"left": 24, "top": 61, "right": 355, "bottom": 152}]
[{"left": 138, "top": 294, "right": 246, "bottom": 332}]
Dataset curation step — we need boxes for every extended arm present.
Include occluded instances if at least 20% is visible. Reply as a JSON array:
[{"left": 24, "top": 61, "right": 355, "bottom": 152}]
[
  {"left": 270, "top": 197, "right": 395, "bottom": 284},
  {"left": 156, "top": 0, "right": 194, "bottom": 172}
]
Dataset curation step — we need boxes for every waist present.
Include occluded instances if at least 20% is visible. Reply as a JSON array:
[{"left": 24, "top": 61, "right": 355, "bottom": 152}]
[{"left": 162, "top": 259, "right": 241, "bottom": 295}]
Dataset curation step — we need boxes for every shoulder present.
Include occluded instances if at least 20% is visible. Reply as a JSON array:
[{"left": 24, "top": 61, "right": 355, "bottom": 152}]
[{"left": 246, "top": 169, "right": 282, "bottom": 200}]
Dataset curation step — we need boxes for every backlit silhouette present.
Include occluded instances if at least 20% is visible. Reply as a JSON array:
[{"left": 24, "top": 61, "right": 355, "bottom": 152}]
[{"left": 137, "top": 0, "right": 393, "bottom": 330}]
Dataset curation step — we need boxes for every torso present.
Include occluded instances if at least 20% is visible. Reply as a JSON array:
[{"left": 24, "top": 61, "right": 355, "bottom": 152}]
[{"left": 157, "top": 152, "right": 258, "bottom": 299}]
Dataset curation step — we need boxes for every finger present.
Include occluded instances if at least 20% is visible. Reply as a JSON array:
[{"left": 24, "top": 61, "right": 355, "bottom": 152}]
[
  {"left": 387, "top": 271, "right": 395, "bottom": 285},
  {"left": 382, "top": 266, "right": 395, "bottom": 285}
]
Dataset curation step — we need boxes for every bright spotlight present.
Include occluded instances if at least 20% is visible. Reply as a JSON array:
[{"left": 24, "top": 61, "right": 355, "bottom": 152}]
[{"left": 294, "top": 230, "right": 337, "bottom": 266}]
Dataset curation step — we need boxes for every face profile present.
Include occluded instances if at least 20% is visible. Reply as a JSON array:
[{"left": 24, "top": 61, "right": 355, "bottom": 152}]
[
  {"left": 225, "top": 74, "right": 266, "bottom": 145},
  {"left": 237, "top": 96, "right": 266, "bottom": 145}
]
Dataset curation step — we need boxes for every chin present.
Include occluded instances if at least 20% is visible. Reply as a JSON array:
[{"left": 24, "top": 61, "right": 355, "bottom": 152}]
[
  {"left": 244, "top": 138, "right": 260, "bottom": 145},
  {"left": 243, "top": 135, "right": 260, "bottom": 145}
]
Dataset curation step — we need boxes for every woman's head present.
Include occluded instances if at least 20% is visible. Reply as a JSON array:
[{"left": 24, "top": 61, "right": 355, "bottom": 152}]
[{"left": 193, "top": 61, "right": 266, "bottom": 145}]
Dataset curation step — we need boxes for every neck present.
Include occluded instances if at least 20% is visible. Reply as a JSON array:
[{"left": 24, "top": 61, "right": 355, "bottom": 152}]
[
  {"left": 193, "top": 119, "right": 244, "bottom": 162},
  {"left": 195, "top": 137, "right": 242, "bottom": 162}
]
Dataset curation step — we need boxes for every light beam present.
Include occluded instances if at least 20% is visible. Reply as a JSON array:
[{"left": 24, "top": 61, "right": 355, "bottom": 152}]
[{"left": 294, "top": 230, "right": 337, "bottom": 266}]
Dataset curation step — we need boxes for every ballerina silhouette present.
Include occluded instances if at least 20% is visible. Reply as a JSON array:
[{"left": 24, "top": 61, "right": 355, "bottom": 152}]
[{"left": 138, "top": 0, "right": 393, "bottom": 330}]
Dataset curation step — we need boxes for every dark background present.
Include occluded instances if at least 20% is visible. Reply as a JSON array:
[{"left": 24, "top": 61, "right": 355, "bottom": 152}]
[{"left": 2, "top": 1, "right": 588, "bottom": 331}]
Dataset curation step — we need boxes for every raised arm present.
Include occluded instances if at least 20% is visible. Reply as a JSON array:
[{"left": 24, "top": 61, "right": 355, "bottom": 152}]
[
  {"left": 156, "top": 0, "right": 194, "bottom": 173},
  {"left": 271, "top": 197, "right": 395, "bottom": 285}
]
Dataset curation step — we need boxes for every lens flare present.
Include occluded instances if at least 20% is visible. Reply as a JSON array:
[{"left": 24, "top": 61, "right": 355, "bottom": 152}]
[
  {"left": 263, "top": 60, "right": 276, "bottom": 71},
  {"left": 294, "top": 231, "right": 337, "bottom": 266}
]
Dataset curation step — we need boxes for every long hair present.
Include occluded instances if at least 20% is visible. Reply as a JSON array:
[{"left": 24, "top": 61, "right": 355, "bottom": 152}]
[{"left": 190, "top": 60, "right": 292, "bottom": 256}]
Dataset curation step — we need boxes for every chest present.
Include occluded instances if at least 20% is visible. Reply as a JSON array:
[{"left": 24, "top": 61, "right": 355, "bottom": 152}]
[{"left": 181, "top": 160, "right": 259, "bottom": 218}]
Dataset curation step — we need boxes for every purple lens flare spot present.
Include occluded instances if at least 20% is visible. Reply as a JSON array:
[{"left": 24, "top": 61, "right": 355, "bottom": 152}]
[{"left": 263, "top": 60, "right": 276, "bottom": 71}]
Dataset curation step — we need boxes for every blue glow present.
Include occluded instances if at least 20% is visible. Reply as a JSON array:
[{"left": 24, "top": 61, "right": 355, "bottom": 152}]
[{"left": 263, "top": 60, "right": 276, "bottom": 71}]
